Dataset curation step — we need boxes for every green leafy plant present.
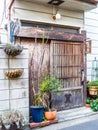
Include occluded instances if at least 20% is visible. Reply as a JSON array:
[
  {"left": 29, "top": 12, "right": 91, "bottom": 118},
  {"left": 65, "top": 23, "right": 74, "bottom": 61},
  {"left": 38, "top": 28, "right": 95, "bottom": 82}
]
[
  {"left": 39, "top": 72, "right": 61, "bottom": 111},
  {"left": 90, "top": 99, "right": 98, "bottom": 111},
  {"left": 86, "top": 97, "right": 90, "bottom": 104},
  {"left": 32, "top": 72, "right": 61, "bottom": 110},
  {"left": 32, "top": 83, "right": 47, "bottom": 107},
  {"left": 87, "top": 80, "right": 98, "bottom": 89}
]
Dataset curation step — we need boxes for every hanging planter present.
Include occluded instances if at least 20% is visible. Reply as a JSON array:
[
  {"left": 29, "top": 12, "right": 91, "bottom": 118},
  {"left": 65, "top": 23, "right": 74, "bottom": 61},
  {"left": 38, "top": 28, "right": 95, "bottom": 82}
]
[
  {"left": 5, "top": 69, "right": 23, "bottom": 79},
  {"left": 4, "top": 43, "right": 23, "bottom": 56}
]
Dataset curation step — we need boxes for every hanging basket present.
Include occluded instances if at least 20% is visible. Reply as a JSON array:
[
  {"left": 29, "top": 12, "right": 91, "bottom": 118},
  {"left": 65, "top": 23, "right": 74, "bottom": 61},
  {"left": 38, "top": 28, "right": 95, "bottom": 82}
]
[
  {"left": 5, "top": 69, "right": 24, "bottom": 79},
  {"left": 4, "top": 44, "right": 23, "bottom": 56}
]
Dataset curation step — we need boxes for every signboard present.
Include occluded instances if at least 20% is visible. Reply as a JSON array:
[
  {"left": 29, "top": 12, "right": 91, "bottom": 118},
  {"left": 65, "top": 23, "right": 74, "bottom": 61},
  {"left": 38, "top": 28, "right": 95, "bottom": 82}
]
[{"left": 86, "top": 39, "right": 92, "bottom": 54}]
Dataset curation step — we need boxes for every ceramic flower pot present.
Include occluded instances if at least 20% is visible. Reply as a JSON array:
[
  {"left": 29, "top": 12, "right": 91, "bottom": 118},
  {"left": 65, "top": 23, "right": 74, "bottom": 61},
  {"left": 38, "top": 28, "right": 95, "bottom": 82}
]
[
  {"left": 85, "top": 103, "right": 90, "bottom": 108},
  {"left": 44, "top": 111, "right": 57, "bottom": 120},
  {"left": 89, "top": 86, "right": 98, "bottom": 96},
  {"left": 30, "top": 106, "right": 44, "bottom": 123}
]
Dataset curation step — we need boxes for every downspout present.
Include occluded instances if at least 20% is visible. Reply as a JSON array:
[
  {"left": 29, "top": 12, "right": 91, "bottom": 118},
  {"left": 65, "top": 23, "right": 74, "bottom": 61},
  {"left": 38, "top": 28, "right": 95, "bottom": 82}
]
[{"left": 8, "top": 0, "right": 14, "bottom": 21}]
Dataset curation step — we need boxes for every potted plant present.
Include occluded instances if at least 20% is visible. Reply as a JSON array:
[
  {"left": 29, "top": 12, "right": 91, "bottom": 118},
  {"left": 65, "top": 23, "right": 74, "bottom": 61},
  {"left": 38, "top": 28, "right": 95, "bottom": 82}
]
[
  {"left": 90, "top": 99, "right": 98, "bottom": 111},
  {"left": 87, "top": 80, "right": 98, "bottom": 96},
  {"left": 85, "top": 97, "right": 90, "bottom": 108},
  {"left": 0, "top": 110, "right": 27, "bottom": 130},
  {"left": 39, "top": 72, "right": 61, "bottom": 120},
  {"left": 4, "top": 43, "right": 23, "bottom": 56},
  {"left": 30, "top": 84, "right": 46, "bottom": 123}
]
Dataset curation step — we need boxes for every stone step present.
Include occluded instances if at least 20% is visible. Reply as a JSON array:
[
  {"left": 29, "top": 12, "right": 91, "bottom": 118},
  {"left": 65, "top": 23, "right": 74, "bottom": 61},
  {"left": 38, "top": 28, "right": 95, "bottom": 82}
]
[{"left": 57, "top": 107, "right": 98, "bottom": 122}]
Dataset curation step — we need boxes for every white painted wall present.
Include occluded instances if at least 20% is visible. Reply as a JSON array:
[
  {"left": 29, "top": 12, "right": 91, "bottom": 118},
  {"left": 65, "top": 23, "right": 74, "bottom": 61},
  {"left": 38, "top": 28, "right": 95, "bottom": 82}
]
[
  {"left": 0, "top": 29, "right": 7, "bottom": 44},
  {"left": 84, "top": 5, "right": 98, "bottom": 81},
  {"left": 0, "top": 44, "right": 29, "bottom": 121},
  {"left": 11, "top": 0, "right": 84, "bottom": 29}
]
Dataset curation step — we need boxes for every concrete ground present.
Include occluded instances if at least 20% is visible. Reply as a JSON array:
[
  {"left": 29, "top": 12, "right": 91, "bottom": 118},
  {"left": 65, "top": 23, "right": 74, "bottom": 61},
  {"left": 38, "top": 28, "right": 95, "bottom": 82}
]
[
  {"left": 23, "top": 107, "right": 98, "bottom": 130},
  {"left": 60, "top": 118, "right": 98, "bottom": 130},
  {"left": 33, "top": 114, "right": 98, "bottom": 130}
]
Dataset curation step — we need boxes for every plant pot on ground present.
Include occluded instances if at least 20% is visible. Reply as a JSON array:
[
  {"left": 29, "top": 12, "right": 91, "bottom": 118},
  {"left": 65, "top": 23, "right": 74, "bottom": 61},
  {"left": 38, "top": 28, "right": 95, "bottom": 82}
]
[
  {"left": 87, "top": 80, "right": 98, "bottom": 96},
  {"left": 39, "top": 72, "right": 62, "bottom": 120},
  {"left": 85, "top": 97, "right": 90, "bottom": 108},
  {"left": 44, "top": 109, "right": 57, "bottom": 120},
  {"left": 30, "top": 88, "right": 45, "bottom": 123}
]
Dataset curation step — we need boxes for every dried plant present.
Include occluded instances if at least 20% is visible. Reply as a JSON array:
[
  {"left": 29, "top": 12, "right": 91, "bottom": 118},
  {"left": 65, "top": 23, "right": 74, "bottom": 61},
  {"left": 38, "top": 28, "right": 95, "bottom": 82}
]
[
  {"left": 31, "top": 33, "right": 62, "bottom": 111},
  {"left": 0, "top": 110, "right": 28, "bottom": 130},
  {"left": 32, "top": 83, "right": 48, "bottom": 108}
]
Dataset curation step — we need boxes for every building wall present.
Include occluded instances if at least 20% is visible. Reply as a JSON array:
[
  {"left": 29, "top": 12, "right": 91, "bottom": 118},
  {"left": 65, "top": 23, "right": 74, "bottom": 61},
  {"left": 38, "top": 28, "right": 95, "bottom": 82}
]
[
  {"left": 11, "top": 0, "right": 84, "bottom": 29},
  {"left": 0, "top": 43, "right": 29, "bottom": 121},
  {"left": 84, "top": 5, "right": 98, "bottom": 81},
  {"left": 1, "top": 0, "right": 84, "bottom": 121},
  {"left": 0, "top": 29, "right": 8, "bottom": 44},
  {"left": 6, "top": 0, "right": 97, "bottom": 119}
]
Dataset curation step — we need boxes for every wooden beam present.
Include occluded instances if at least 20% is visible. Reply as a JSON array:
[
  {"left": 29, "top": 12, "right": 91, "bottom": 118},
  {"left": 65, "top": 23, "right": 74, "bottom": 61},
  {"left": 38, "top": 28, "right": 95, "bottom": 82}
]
[
  {"left": 15, "top": 27, "right": 85, "bottom": 42},
  {"left": 82, "top": 0, "right": 98, "bottom": 4},
  {"left": 89, "top": 0, "right": 98, "bottom": 3}
]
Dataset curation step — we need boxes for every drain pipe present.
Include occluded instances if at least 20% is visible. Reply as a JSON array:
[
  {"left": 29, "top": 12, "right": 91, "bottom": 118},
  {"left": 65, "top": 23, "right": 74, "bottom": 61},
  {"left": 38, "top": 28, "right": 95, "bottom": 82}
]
[{"left": 8, "top": 0, "right": 14, "bottom": 21}]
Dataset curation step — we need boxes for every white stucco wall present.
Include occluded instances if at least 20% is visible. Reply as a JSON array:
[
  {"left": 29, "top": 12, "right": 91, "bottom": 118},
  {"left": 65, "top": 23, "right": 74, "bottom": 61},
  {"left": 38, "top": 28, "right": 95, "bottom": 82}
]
[
  {"left": 11, "top": 0, "right": 84, "bottom": 29},
  {"left": 0, "top": 41, "right": 29, "bottom": 121},
  {"left": 84, "top": 5, "right": 98, "bottom": 81}
]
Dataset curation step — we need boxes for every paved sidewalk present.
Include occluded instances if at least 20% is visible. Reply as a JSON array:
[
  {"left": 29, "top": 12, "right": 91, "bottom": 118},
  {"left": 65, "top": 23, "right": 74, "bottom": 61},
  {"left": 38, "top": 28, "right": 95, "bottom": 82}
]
[
  {"left": 24, "top": 107, "right": 98, "bottom": 130},
  {"left": 34, "top": 114, "right": 98, "bottom": 130},
  {"left": 60, "top": 119, "right": 98, "bottom": 130}
]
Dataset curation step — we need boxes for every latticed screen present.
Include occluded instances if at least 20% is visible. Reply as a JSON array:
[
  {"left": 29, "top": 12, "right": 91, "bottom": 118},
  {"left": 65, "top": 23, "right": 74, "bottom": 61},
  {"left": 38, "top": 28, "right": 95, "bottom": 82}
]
[{"left": 50, "top": 41, "right": 83, "bottom": 88}]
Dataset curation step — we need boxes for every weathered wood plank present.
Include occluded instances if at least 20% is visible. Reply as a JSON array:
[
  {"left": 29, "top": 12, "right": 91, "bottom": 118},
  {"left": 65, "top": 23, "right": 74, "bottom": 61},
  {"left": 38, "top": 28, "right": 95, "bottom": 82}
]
[
  {"left": 28, "top": 39, "right": 50, "bottom": 105},
  {"left": 50, "top": 40, "right": 84, "bottom": 110},
  {"left": 52, "top": 89, "right": 83, "bottom": 110},
  {"left": 83, "top": 0, "right": 98, "bottom": 4},
  {"left": 16, "top": 27, "right": 85, "bottom": 42}
]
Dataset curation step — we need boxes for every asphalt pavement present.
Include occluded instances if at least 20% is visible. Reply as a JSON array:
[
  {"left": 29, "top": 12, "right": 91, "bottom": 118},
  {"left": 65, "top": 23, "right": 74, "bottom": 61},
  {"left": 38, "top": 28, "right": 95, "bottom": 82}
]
[{"left": 60, "top": 119, "right": 98, "bottom": 130}]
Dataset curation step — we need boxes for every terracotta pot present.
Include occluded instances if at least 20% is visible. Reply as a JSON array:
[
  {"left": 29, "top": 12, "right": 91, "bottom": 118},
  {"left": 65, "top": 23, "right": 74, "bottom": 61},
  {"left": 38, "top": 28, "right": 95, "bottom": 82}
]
[
  {"left": 89, "top": 86, "right": 98, "bottom": 96},
  {"left": 44, "top": 111, "right": 57, "bottom": 120},
  {"left": 85, "top": 103, "right": 90, "bottom": 108}
]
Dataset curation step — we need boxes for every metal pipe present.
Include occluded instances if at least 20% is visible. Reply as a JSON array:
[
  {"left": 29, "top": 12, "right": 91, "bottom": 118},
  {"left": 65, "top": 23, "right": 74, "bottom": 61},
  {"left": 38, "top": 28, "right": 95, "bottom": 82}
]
[{"left": 8, "top": 0, "right": 14, "bottom": 21}]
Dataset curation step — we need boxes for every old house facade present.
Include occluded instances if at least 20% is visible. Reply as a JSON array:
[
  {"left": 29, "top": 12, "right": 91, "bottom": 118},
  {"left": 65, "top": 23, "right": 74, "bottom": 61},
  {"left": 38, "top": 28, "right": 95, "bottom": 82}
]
[
  {"left": 84, "top": 5, "right": 98, "bottom": 81},
  {"left": 0, "top": 0, "right": 98, "bottom": 121}
]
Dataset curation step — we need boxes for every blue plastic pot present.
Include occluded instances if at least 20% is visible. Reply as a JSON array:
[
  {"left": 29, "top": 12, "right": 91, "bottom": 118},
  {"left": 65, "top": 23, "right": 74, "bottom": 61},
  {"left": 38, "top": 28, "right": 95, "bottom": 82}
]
[{"left": 30, "top": 106, "right": 44, "bottom": 122}]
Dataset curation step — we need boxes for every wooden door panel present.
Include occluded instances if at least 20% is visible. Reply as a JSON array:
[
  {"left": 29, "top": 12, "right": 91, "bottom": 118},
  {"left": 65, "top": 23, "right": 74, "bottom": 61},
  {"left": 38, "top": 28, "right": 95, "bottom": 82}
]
[
  {"left": 50, "top": 40, "right": 84, "bottom": 110},
  {"left": 52, "top": 89, "right": 83, "bottom": 110},
  {"left": 29, "top": 39, "right": 50, "bottom": 105}
]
